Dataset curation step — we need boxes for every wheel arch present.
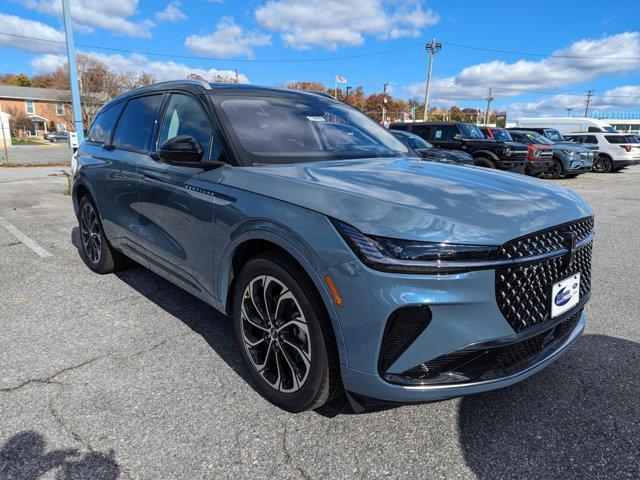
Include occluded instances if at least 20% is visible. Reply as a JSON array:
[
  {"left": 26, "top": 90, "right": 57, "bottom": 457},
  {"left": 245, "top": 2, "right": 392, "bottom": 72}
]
[
  {"left": 218, "top": 229, "right": 348, "bottom": 365},
  {"left": 471, "top": 150, "right": 500, "bottom": 162}
]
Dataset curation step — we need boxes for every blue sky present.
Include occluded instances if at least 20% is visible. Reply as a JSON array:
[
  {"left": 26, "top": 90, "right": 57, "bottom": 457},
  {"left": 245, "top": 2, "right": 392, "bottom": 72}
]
[{"left": 1, "top": 0, "right": 639, "bottom": 118}]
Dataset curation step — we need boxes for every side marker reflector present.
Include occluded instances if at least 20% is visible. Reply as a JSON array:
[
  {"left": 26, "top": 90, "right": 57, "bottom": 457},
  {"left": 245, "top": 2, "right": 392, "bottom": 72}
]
[{"left": 324, "top": 275, "right": 344, "bottom": 308}]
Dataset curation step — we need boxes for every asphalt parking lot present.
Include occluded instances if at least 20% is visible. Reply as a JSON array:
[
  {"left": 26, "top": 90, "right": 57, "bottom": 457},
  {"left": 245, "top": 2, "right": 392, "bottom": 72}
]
[
  {"left": 0, "top": 166, "right": 638, "bottom": 480},
  {"left": 1, "top": 145, "right": 72, "bottom": 167}
]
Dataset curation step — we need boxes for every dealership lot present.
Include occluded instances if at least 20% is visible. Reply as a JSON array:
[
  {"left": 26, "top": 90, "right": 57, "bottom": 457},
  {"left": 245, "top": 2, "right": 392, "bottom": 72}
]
[{"left": 0, "top": 166, "right": 638, "bottom": 479}]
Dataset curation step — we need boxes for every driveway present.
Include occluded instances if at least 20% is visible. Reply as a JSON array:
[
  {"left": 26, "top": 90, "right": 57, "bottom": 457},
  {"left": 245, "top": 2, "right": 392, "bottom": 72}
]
[{"left": 0, "top": 166, "right": 638, "bottom": 479}]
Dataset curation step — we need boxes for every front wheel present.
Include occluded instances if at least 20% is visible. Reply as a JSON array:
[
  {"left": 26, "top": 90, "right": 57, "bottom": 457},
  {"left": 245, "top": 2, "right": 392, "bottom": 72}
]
[
  {"left": 233, "top": 252, "right": 341, "bottom": 412},
  {"left": 475, "top": 157, "right": 495, "bottom": 168},
  {"left": 593, "top": 155, "right": 612, "bottom": 173},
  {"left": 50, "top": 137, "right": 58, "bottom": 143},
  {"left": 540, "top": 158, "right": 563, "bottom": 179}
]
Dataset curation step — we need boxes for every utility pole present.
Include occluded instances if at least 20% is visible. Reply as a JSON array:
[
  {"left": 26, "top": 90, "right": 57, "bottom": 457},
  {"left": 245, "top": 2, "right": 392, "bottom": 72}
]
[
  {"left": 565, "top": 106, "right": 574, "bottom": 117},
  {"left": 484, "top": 88, "right": 494, "bottom": 125},
  {"left": 584, "top": 89, "right": 595, "bottom": 117},
  {"left": 62, "top": 0, "right": 84, "bottom": 144},
  {"left": 423, "top": 38, "right": 442, "bottom": 122}
]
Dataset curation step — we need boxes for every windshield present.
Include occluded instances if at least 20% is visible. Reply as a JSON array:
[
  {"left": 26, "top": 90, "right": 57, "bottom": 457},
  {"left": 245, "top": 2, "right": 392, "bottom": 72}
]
[
  {"left": 544, "top": 129, "right": 564, "bottom": 142},
  {"left": 393, "top": 131, "right": 433, "bottom": 149},
  {"left": 521, "top": 131, "right": 553, "bottom": 145},
  {"left": 215, "top": 94, "right": 409, "bottom": 165},
  {"left": 490, "top": 129, "right": 512, "bottom": 142},
  {"left": 459, "top": 123, "right": 484, "bottom": 139}
]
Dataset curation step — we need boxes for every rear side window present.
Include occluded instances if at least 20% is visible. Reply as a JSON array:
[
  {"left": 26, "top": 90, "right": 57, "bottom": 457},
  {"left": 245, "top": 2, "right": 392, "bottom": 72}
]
[
  {"left": 605, "top": 135, "right": 630, "bottom": 144},
  {"left": 411, "top": 125, "right": 430, "bottom": 139},
  {"left": 582, "top": 136, "right": 598, "bottom": 144},
  {"left": 113, "top": 95, "right": 163, "bottom": 151},
  {"left": 86, "top": 102, "right": 124, "bottom": 143},
  {"left": 432, "top": 125, "right": 457, "bottom": 140}
]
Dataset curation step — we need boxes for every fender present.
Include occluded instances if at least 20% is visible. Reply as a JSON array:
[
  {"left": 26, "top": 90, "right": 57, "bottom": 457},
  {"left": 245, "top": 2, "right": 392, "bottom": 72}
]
[
  {"left": 217, "top": 225, "right": 349, "bottom": 366},
  {"left": 471, "top": 149, "right": 500, "bottom": 162},
  {"left": 71, "top": 171, "right": 100, "bottom": 220}
]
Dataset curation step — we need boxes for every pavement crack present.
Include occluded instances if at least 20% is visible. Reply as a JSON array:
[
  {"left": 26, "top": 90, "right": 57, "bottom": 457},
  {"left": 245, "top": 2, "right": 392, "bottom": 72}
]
[
  {"left": 281, "top": 421, "right": 312, "bottom": 480},
  {"left": 0, "top": 354, "right": 109, "bottom": 393}
]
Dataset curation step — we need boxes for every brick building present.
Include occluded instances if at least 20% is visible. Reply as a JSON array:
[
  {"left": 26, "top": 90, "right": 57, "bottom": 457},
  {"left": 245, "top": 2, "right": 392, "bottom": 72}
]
[{"left": 0, "top": 85, "right": 74, "bottom": 137}]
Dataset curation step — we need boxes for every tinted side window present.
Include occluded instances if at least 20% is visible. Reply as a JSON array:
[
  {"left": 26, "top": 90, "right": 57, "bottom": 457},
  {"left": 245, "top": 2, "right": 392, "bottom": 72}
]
[
  {"left": 86, "top": 102, "right": 124, "bottom": 143},
  {"left": 113, "top": 95, "right": 163, "bottom": 151},
  {"left": 158, "top": 94, "right": 214, "bottom": 160},
  {"left": 411, "top": 125, "right": 430, "bottom": 139},
  {"left": 432, "top": 125, "right": 456, "bottom": 140},
  {"left": 582, "top": 135, "right": 597, "bottom": 144}
]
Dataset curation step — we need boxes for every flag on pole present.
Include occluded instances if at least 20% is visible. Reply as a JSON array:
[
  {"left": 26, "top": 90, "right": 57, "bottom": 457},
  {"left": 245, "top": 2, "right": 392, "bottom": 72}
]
[{"left": 335, "top": 76, "right": 348, "bottom": 84}]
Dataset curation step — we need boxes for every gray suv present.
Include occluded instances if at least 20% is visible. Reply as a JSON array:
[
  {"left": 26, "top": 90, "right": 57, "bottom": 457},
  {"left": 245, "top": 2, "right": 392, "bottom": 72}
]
[{"left": 508, "top": 128, "right": 593, "bottom": 179}]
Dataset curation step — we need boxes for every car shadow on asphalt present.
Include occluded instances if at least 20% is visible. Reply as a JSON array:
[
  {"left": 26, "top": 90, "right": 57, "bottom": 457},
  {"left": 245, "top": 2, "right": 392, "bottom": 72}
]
[
  {"left": 0, "top": 431, "right": 120, "bottom": 479},
  {"left": 457, "top": 334, "right": 640, "bottom": 480}
]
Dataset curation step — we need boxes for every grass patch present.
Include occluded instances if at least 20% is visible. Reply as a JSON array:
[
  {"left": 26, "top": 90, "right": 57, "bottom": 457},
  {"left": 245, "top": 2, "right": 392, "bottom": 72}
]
[{"left": 11, "top": 137, "right": 50, "bottom": 145}]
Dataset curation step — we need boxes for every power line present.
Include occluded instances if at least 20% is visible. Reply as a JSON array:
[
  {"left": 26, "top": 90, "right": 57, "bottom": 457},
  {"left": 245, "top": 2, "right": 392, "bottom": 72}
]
[
  {"left": 2, "top": 31, "right": 640, "bottom": 63},
  {"left": 0, "top": 32, "right": 425, "bottom": 63},
  {"left": 442, "top": 41, "right": 640, "bottom": 61}
]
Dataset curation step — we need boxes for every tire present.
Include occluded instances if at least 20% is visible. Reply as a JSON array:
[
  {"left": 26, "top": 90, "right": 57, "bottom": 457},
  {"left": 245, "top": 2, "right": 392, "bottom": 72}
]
[
  {"left": 50, "top": 137, "right": 58, "bottom": 143},
  {"left": 475, "top": 157, "right": 495, "bottom": 168},
  {"left": 232, "top": 251, "right": 341, "bottom": 412},
  {"left": 78, "top": 196, "right": 127, "bottom": 274},
  {"left": 593, "top": 154, "right": 612, "bottom": 173},
  {"left": 540, "top": 158, "right": 563, "bottom": 180}
]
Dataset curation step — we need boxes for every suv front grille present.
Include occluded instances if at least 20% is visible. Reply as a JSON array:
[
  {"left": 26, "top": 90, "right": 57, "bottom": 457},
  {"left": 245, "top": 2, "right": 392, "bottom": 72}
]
[{"left": 495, "top": 217, "right": 593, "bottom": 332}]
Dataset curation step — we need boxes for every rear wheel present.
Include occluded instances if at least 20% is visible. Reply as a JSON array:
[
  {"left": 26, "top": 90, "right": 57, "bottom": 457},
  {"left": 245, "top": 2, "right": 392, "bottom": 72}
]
[
  {"left": 78, "top": 196, "right": 127, "bottom": 274},
  {"left": 593, "top": 154, "right": 612, "bottom": 173},
  {"left": 540, "top": 158, "right": 563, "bottom": 179},
  {"left": 233, "top": 251, "right": 341, "bottom": 412},
  {"left": 475, "top": 157, "right": 495, "bottom": 168}
]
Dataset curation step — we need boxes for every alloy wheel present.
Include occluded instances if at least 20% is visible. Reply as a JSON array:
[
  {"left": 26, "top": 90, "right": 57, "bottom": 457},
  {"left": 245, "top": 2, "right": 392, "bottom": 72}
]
[
  {"left": 240, "top": 275, "right": 311, "bottom": 393},
  {"left": 542, "top": 161, "right": 562, "bottom": 179},
  {"left": 80, "top": 202, "right": 102, "bottom": 264}
]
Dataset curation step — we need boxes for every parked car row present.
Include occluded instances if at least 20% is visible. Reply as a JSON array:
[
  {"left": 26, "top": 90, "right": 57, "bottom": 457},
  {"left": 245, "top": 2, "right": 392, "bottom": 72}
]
[{"left": 387, "top": 119, "right": 639, "bottom": 179}]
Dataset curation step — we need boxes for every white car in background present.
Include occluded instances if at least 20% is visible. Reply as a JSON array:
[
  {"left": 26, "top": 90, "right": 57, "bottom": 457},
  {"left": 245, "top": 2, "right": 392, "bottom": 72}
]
[{"left": 564, "top": 133, "right": 640, "bottom": 173}]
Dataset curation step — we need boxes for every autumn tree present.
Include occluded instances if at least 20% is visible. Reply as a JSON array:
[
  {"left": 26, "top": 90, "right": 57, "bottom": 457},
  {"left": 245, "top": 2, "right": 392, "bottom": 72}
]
[
  {"left": 5, "top": 107, "right": 33, "bottom": 137},
  {"left": 0, "top": 74, "right": 32, "bottom": 86},
  {"left": 284, "top": 81, "right": 326, "bottom": 92}
]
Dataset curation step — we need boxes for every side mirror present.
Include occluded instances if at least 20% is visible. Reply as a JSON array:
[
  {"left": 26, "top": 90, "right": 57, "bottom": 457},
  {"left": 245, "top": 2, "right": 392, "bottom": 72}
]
[
  {"left": 453, "top": 133, "right": 463, "bottom": 141},
  {"left": 158, "top": 135, "right": 204, "bottom": 165}
]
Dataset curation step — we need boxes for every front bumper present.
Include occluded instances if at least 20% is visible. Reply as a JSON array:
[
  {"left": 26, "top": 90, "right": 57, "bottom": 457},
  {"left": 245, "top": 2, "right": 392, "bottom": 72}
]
[
  {"left": 341, "top": 312, "right": 584, "bottom": 403},
  {"left": 565, "top": 156, "right": 593, "bottom": 173},
  {"left": 526, "top": 159, "right": 554, "bottom": 175},
  {"left": 326, "top": 217, "right": 593, "bottom": 404}
]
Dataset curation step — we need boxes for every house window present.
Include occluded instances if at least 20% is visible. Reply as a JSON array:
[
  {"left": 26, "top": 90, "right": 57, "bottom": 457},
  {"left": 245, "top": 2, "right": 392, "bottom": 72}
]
[
  {"left": 56, "top": 102, "right": 65, "bottom": 116},
  {"left": 25, "top": 100, "right": 35, "bottom": 114}
]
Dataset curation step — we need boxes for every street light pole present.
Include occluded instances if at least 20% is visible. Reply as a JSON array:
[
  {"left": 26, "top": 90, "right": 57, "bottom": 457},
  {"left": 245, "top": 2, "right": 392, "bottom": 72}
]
[
  {"left": 565, "top": 106, "right": 574, "bottom": 117},
  {"left": 423, "top": 38, "right": 442, "bottom": 122},
  {"left": 382, "top": 83, "right": 389, "bottom": 125},
  {"left": 484, "top": 88, "right": 494, "bottom": 125},
  {"left": 62, "top": 0, "right": 84, "bottom": 144}
]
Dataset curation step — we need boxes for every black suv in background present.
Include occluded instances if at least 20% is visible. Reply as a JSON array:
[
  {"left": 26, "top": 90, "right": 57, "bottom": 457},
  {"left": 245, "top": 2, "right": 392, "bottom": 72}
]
[{"left": 389, "top": 122, "right": 528, "bottom": 173}]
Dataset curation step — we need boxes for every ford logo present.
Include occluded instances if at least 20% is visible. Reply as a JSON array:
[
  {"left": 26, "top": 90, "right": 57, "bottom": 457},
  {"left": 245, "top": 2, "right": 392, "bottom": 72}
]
[{"left": 554, "top": 287, "right": 572, "bottom": 306}]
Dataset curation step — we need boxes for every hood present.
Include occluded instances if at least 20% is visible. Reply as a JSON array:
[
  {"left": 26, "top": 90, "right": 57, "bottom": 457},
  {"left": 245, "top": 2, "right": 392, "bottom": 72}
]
[
  {"left": 217, "top": 158, "right": 592, "bottom": 245},
  {"left": 552, "top": 141, "right": 588, "bottom": 152}
]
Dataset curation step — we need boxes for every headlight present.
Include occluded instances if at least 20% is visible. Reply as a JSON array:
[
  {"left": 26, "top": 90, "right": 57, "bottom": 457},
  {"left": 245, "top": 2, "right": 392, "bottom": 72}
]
[
  {"left": 561, "top": 149, "right": 578, "bottom": 156},
  {"left": 331, "top": 220, "right": 499, "bottom": 274}
]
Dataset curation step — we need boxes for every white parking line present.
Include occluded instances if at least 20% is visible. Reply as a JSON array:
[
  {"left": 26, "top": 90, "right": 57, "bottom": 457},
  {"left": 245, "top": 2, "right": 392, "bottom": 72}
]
[{"left": 0, "top": 216, "right": 52, "bottom": 258}]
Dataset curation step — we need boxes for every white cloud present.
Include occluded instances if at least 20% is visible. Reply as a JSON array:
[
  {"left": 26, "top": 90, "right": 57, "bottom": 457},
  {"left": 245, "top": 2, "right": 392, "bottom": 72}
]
[
  {"left": 404, "top": 32, "right": 640, "bottom": 104},
  {"left": 0, "top": 14, "right": 64, "bottom": 53},
  {"left": 185, "top": 17, "right": 271, "bottom": 59},
  {"left": 156, "top": 2, "right": 187, "bottom": 23},
  {"left": 31, "top": 52, "right": 250, "bottom": 84},
  {"left": 24, "top": 0, "right": 155, "bottom": 38},
  {"left": 255, "top": 0, "right": 439, "bottom": 50},
  {"left": 504, "top": 85, "right": 640, "bottom": 118}
]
